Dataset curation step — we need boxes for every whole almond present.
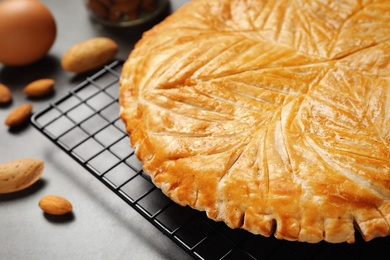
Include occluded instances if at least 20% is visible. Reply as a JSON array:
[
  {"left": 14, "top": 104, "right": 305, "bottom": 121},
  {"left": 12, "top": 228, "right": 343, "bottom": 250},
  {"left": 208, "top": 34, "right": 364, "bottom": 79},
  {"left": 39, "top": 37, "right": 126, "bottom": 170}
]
[
  {"left": 23, "top": 79, "right": 55, "bottom": 97},
  {"left": 61, "top": 37, "right": 118, "bottom": 73},
  {"left": 39, "top": 195, "right": 73, "bottom": 215},
  {"left": 0, "top": 83, "right": 12, "bottom": 104},
  {"left": 0, "top": 158, "right": 44, "bottom": 194},
  {"left": 87, "top": 0, "right": 109, "bottom": 19},
  {"left": 4, "top": 103, "right": 33, "bottom": 127}
]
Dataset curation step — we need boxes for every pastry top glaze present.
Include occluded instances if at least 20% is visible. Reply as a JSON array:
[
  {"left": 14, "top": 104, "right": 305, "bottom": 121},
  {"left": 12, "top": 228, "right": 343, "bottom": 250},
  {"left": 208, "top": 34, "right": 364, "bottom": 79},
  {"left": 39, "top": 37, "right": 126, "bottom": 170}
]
[{"left": 119, "top": 0, "right": 390, "bottom": 243}]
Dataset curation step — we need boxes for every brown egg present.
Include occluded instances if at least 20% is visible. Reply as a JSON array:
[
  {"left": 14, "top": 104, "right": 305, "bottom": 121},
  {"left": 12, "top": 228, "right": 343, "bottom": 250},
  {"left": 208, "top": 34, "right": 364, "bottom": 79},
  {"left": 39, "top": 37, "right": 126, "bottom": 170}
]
[{"left": 0, "top": 0, "right": 56, "bottom": 66}]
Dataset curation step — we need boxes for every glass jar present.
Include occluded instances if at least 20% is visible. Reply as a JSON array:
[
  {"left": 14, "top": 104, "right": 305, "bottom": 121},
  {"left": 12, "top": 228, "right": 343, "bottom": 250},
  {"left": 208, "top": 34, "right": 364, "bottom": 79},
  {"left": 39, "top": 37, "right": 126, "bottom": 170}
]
[{"left": 85, "top": 0, "right": 170, "bottom": 27}]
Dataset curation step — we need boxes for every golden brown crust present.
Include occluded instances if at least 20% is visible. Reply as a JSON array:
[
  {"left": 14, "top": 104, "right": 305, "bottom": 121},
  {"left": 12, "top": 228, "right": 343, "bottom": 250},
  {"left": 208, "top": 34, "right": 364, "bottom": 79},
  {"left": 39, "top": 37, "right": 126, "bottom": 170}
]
[{"left": 119, "top": 0, "right": 390, "bottom": 243}]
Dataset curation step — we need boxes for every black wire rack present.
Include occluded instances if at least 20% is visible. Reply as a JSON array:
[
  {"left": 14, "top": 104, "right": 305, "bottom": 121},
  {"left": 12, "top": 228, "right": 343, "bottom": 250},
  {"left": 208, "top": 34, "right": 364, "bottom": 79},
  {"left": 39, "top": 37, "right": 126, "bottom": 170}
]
[{"left": 31, "top": 60, "right": 390, "bottom": 260}]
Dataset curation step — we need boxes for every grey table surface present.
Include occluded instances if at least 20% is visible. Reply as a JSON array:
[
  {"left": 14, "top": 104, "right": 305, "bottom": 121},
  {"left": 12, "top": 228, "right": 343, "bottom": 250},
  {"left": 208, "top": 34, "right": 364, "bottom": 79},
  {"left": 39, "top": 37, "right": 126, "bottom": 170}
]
[{"left": 0, "top": 0, "right": 193, "bottom": 259}]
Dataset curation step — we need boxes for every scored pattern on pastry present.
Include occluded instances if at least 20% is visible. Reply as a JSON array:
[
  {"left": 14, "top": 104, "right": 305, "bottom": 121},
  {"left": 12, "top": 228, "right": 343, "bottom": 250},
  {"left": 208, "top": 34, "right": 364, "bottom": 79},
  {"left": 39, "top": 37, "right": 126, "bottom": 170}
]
[{"left": 119, "top": 0, "right": 390, "bottom": 243}]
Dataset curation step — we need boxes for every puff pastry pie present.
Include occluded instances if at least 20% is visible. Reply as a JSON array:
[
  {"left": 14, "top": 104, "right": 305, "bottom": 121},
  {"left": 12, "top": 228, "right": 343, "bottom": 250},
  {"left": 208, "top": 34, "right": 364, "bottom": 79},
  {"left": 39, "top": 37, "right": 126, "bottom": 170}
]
[{"left": 119, "top": 0, "right": 390, "bottom": 243}]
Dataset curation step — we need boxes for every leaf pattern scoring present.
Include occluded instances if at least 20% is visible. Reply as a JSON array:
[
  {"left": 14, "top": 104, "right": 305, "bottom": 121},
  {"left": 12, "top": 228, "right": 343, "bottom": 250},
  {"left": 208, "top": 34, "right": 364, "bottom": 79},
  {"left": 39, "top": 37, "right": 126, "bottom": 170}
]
[{"left": 119, "top": 0, "right": 390, "bottom": 243}]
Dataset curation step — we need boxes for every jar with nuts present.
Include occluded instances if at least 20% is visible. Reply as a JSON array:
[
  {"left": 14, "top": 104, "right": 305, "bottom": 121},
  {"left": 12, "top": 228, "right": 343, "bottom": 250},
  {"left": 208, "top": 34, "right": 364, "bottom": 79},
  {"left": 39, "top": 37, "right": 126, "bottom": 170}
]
[{"left": 85, "top": 0, "right": 169, "bottom": 27}]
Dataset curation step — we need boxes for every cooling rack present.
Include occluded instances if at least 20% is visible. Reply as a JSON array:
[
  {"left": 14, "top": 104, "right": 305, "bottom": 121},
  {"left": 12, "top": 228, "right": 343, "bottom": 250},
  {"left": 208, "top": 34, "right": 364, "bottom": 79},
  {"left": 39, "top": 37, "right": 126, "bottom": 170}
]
[{"left": 31, "top": 60, "right": 390, "bottom": 260}]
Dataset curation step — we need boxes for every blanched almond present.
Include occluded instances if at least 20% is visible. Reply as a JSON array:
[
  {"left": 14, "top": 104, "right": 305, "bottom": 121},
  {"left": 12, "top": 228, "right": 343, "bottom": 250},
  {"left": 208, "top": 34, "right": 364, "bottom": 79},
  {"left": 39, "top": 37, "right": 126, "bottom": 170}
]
[
  {"left": 39, "top": 195, "right": 73, "bottom": 215},
  {"left": 23, "top": 79, "right": 55, "bottom": 97},
  {"left": 4, "top": 103, "right": 33, "bottom": 127}
]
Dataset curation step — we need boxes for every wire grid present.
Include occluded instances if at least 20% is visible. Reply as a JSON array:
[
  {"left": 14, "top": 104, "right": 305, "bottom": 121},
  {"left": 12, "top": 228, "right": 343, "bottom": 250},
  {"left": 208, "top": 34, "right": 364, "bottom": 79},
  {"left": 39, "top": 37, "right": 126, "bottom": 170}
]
[{"left": 31, "top": 60, "right": 390, "bottom": 260}]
